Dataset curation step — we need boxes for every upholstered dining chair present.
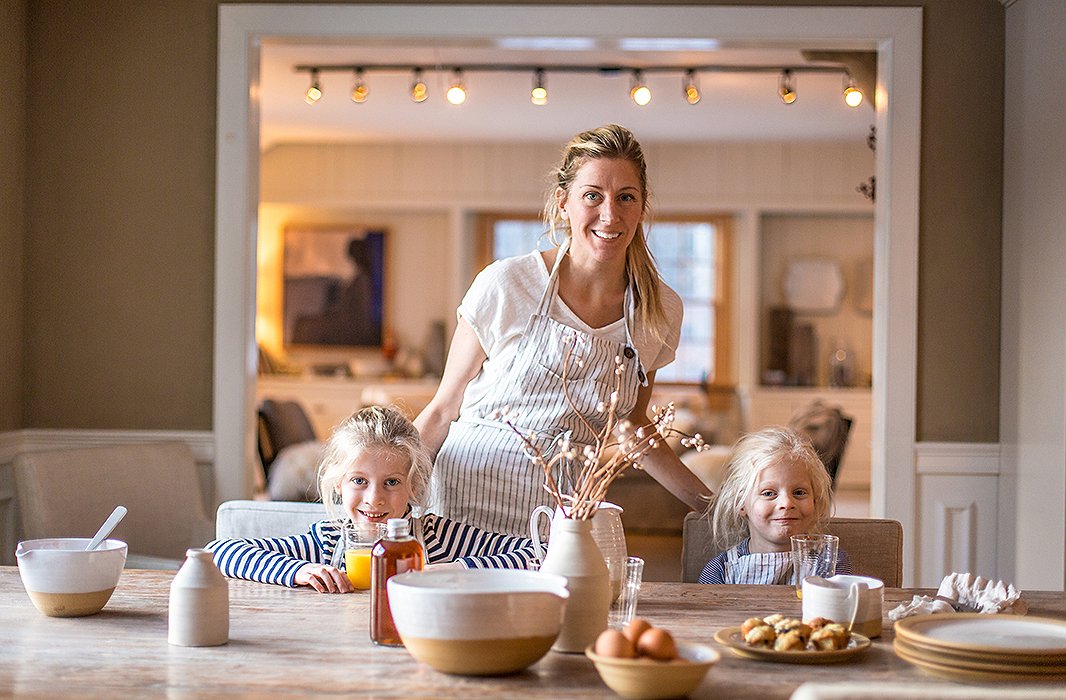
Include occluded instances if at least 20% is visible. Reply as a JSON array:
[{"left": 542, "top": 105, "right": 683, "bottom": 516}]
[
  {"left": 681, "top": 512, "right": 903, "bottom": 586},
  {"left": 214, "top": 499, "right": 323, "bottom": 540},
  {"left": 14, "top": 442, "right": 216, "bottom": 569}
]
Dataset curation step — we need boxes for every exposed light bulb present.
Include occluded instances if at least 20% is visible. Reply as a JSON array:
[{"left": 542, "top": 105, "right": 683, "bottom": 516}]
[
  {"left": 683, "top": 69, "right": 701, "bottom": 105},
  {"left": 446, "top": 69, "right": 467, "bottom": 105},
  {"left": 630, "top": 71, "right": 651, "bottom": 106},
  {"left": 304, "top": 70, "right": 322, "bottom": 105},
  {"left": 778, "top": 70, "right": 797, "bottom": 105},
  {"left": 843, "top": 78, "right": 863, "bottom": 108},
  {"left": 410, "top": 69, "right": 428, "bottom": 103},
  {"left": 350, "top": 69, "right": 368, "bottom": 103},
  {"left": 531, "top": 69, "right": 548, "bottom": 106}
]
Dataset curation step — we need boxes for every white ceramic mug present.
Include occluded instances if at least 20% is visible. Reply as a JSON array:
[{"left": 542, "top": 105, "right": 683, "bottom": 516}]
[
  {"left": 529, "top": 502, "right": 626, "bottom": 600},
  {"left": 801, "top": 574, "right": 884, "bottom": 638}
]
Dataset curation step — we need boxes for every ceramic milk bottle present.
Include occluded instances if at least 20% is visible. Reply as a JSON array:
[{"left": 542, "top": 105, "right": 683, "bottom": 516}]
[{"left": 168, "top": 548, "right": 229, "bottom": 646}]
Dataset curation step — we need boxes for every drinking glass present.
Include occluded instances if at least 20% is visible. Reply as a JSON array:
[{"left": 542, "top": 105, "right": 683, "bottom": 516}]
[
  {"left": 790, "top": 534, "right": 838, "bottom": 599},
  {"left": 343, "top": 521, "right": 387, "bottom": 590},
  {"left": 608, "top": 556, "right": 644, "bottom": 629}
]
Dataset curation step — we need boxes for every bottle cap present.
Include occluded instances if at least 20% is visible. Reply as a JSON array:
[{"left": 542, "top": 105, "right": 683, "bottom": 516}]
[{"left": 386, "top": 517, "right": 409, "bottom": 538}]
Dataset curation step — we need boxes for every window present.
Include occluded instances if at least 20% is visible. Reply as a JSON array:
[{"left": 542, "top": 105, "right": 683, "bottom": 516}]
[{"left": 476, "top": 213, "right": 732, "bottom": 386}]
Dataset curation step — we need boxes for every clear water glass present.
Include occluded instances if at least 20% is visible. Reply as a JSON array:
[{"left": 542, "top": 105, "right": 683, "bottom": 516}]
[{"left": 608, "top": 556, "right": 644, "bottom": 629}]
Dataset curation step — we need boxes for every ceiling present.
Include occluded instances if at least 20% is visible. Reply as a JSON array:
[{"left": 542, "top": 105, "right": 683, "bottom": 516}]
[{"left": 259, "top": 39, "right": 876, "bottom": 149}]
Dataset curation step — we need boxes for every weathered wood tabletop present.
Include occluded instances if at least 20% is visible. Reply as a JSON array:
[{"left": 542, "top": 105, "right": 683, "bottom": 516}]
[{"left": 2, "top": 567, "right": 1064, "bottom": 698}]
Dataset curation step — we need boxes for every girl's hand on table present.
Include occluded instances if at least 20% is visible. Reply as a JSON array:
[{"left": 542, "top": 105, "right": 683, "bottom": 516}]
[{"left": 295, "top": 563, "right": 355, "bottom": 593}]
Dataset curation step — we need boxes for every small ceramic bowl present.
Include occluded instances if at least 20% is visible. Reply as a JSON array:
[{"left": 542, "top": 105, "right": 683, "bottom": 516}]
[
  {"left": 15, "top": 538, "right": 127, "bottom": 617},
  {"left": 388, "top": 568, "right": 569, "bottom": 676},
  {"left": 585, "top": 642, "right": 721, "bottom": 700}
]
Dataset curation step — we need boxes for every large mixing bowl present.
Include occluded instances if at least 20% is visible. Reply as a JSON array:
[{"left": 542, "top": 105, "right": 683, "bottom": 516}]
[
  {"left": 388, "top": 568, "right": 569, "bottom": 675},
  {"left": 15, "top": 538, "right": 127, "bottom": 617}
]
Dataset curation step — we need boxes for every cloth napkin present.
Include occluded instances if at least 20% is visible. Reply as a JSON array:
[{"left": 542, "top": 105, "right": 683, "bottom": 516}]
[{"left": 888, "top": 572, "right": 1029, "bottom": 621}]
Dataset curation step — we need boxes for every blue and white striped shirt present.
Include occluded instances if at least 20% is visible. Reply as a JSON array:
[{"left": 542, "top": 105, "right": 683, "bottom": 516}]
[{"left": 207, "top": 513, "right": 537, "bottom": 588}]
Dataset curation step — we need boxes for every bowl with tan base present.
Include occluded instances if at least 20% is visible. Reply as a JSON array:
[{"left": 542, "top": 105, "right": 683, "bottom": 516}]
[
  {"left": 586, "top": 642, "right": 721, "bottom": 699},
  {"left": 388, "top": 569, "right": 569, "bottom": 675},
  {"left": 16, "top": 538, "right": 127, "bottom": 617}
]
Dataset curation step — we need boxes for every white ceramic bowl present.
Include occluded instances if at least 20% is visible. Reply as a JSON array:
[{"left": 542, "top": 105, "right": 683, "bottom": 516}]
[
  {"left": 586, "top": 642, "right": 721, "bottom": 700},
  {"left": 388, "top": 569, "right": 569, "bottom": 675},
  {"left": 16, "top": 538, "right": 128, "bottom": 617}
]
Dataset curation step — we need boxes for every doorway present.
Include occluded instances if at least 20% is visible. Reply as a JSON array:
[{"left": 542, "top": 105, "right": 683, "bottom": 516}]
[{"left": 215, "top": 4, "right": 922, "bottom": 582}]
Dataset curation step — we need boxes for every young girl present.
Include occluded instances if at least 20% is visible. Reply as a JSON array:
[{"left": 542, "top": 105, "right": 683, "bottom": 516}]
[
  {"left": 698, "top": 426, "right": 850, "bottom": 585},
  {"left": 208, "top": 406, "right": 538, "bottom": 593}
]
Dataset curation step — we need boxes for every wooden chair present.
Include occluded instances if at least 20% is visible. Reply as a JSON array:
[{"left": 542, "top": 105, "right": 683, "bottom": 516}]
[
  {"left": 14, "top": 442, "right": 216, "bottom": 568},
  {"left": 214, "top": 499, "right": 322, "bottom": 540},
  {"left": 681, "top": 512, "right": 903, "bottom": 586}
]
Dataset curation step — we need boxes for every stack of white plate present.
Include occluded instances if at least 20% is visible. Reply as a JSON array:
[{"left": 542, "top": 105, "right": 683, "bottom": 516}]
[{"left": 893, "top": 613, "right": 1066, "bottom": 682}]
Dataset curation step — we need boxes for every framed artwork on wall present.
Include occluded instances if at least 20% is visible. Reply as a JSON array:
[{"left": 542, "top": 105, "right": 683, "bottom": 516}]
[{"left": 283, "top": 226, "right": 385, "bottom": 348}]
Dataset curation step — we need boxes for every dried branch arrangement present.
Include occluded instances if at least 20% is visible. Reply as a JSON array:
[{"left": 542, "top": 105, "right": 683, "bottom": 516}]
[{"left": 495, "top": 341, "right": 707, "bottom": 521}]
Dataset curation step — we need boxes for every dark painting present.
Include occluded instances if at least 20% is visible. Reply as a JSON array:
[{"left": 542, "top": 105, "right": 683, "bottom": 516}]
[{"left": 283, "top": 227, "right": 384, "bottom": 347}]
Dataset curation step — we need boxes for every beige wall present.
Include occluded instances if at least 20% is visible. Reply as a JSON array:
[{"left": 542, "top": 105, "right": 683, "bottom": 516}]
[
  {"left": 0, "top": 0, "right": 26, "bottom": 432},
  {"left": 14, "top": 0, "right": 1005, "bottom": 441}
]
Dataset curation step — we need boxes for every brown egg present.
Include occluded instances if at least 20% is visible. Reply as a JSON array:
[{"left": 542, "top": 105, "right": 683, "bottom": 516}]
[
  {"left": 594, "top": 628, "right": 637, "bottom": 658},
  {"left": 636, "top": 627, "right": 678, "bottom": 661},
  {"left": 622, "top": 617, "right": 653, "bottom": 645}
]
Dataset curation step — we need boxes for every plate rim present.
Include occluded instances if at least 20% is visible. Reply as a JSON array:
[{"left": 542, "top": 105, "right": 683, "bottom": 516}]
[
  {"left": 893, "top": 637, "right": 1066, "bottom": 675},
  {"left": 894, "top": 613, "right": 1066, "bottom": 656},
  {"left": 893, "top": 640, "right": 1066, "bottom": 682},
  {"left": 713, "top": 626, "right": 871, "bottom": 664}
]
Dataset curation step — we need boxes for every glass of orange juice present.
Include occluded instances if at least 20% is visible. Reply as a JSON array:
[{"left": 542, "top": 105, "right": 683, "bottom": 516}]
[{"left": 344, "top": 521, "right": 386, "bottom": 590}]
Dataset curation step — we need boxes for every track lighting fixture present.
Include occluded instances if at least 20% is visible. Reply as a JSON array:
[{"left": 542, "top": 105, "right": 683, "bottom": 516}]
[
  {"left": 350, "top": 69, "right": 368, "bottom": 103},
  {"left": 409, "top": 68, "right": 428, "bottom": 103},
  {"left": 778, "top": 70, "right": 797, "bottom": 104},
  {"left": 630, "top": 70, "right": 651, "bottom": 106},
  {"left": 297, "top": 62, "right": 857, "bottom": 108},
  {"left": 683, "top": 69, "right": 701, "bottom": 105},
  {"left": 446, "top": 69, "right": 467, "bottom": 105},
  {"left": 304, "top": 69, "right": 322, "bottom": 105},
  {"left": 531, "top": 69, "right": 548, "bottom": 106},
  {"left": 843, "top": 76, "right": 863, "bottom": 108}
]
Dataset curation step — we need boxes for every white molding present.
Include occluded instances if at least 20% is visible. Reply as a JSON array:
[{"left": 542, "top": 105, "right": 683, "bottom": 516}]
[
  {"left": 216, "top": 7, "right": 923, "bottom": 573},
  {"left": 916, "top": 442, "right": 1001, "bottom": 475},
  {"left": 0, "top": 430, "right": 214, "bottom": 464}
]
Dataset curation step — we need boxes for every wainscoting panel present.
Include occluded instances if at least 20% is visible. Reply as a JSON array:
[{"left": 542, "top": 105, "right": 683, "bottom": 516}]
[{"left": 915, "top": 443, "right": 1000, "bottom": 587}]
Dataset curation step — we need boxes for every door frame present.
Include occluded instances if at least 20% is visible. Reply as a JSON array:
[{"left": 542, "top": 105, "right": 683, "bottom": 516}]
[{"left": 215, "top": 4, "right": 922, "bottom": 582}]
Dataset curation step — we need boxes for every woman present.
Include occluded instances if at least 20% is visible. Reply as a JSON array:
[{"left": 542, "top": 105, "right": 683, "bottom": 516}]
[{"left": 415, "top": 124, "right": 712, "bottom": 536}]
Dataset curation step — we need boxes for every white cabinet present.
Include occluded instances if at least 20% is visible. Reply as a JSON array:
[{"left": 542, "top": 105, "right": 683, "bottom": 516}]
[
  {"left": 747, "top": 387, "right": 872, "bottom": 491},
  {"left": 256, "top": 376, "right": 439, "bottom": 438}
]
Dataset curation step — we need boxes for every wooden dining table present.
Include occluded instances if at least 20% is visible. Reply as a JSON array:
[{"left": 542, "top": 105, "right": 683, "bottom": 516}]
[{"left": 2, "top": 566, "right": 1064, "bottom": 698}]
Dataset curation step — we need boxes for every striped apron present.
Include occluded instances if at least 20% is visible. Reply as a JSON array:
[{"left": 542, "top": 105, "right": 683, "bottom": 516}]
[
  {"left": 429, "top": 244, "right": 648, "bottom": 536},
  {"left": 722, "top": 547, "right": 795, "bottom": 585}
]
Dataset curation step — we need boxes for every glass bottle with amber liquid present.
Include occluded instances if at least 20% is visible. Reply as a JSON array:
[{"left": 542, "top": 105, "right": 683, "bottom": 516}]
[{"left": 370, "top": 517, "right": 424, "bottom": 646}]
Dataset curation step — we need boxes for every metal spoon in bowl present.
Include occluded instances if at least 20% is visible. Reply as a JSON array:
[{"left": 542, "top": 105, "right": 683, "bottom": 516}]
[{"left": 86, "top": 505, "right": 128, "bottom": 551}]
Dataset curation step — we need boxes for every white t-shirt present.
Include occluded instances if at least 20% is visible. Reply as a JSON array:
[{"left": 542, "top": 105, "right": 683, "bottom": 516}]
[{"left": 457, "top": 251, "right": 683, "bottom": 413}]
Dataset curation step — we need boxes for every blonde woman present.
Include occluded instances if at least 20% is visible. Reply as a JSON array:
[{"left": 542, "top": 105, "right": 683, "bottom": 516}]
[{"left": 416, "top": 124, "right": 712, "bottom": 536}]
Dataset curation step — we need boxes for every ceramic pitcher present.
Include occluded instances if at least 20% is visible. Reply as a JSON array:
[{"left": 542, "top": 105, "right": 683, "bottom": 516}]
[
  {"left": 168, "top": 548, "right": 229, "bottom": 647},
  {"left": 537, "top": 518, "right": 612, "bottom": 653},
  {"left": 530, "top": 502, "right": 626, "bottom": 600}
]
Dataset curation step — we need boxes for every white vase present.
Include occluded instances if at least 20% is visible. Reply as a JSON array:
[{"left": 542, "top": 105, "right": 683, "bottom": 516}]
[
  {"left": 168, "top": 548, "right": 229, "bottom": 647},
  {"left": 538, "top": 518, "right": 611, "bottom": 653},
  {"left": 530, "top": 502, "right": 627, "bottom": 600}
]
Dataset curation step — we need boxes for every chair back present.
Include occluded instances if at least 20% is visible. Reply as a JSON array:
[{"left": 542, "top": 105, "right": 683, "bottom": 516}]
[
  {"left": 257, "top": 399, "right": 317, "bottom": 475},
  {"left": 215, "top": 499, "right": 324, "bottom": 540},
  {"left": 681, "top": 512, "right": 903, "bottom": 586},
  {"left": 14, "top": 442, "right": 216, "bottom": 566}
]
